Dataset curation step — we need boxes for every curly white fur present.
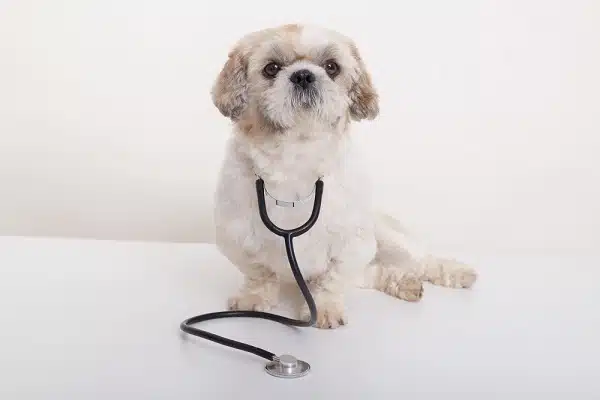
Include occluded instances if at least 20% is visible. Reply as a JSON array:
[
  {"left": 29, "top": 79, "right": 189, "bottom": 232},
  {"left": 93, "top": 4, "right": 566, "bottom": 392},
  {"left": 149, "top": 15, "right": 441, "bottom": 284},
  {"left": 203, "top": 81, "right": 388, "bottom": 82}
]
[{"left": 212, "top": 24, "right": 477, "bottom": 329}]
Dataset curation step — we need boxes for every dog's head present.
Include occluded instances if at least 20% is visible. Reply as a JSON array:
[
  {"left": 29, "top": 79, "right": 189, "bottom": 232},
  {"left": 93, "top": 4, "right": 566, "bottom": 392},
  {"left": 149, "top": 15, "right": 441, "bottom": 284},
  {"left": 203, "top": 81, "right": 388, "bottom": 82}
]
[{"left": 211, "top": 24, "right": 379, "bottom": 133}]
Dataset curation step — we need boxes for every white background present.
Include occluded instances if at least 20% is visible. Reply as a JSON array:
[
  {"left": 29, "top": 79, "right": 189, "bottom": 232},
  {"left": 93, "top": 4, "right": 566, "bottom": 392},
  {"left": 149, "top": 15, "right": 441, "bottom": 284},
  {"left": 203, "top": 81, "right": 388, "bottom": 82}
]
[{"left": 1, "top": 0, "right": 599, "bottom": 252}]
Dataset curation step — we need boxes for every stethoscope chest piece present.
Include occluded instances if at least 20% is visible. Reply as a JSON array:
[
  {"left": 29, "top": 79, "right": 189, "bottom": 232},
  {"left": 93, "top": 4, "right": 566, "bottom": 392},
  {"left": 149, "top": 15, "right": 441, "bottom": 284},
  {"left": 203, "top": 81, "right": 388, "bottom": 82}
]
[{"left": 265, "top": 354, "right": 310, "bottom": 378}]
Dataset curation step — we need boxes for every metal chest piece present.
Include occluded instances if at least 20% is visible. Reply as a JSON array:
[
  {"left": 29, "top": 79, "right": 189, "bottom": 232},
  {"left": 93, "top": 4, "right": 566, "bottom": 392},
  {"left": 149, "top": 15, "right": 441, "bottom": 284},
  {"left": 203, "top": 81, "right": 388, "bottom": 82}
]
[{"left": 265, "top": 354, "right": 310, "bottom": 378}]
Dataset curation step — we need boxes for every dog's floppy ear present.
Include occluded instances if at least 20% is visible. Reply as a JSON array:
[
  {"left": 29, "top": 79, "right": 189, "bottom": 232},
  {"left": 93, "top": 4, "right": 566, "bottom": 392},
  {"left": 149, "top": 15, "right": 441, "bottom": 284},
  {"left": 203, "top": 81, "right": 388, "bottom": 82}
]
[
  {"left": 211, "top": 46, "right": 248, "bottom": 120},
  {"left": 348, "top": 44, "right": 379, "bottom": 121}
]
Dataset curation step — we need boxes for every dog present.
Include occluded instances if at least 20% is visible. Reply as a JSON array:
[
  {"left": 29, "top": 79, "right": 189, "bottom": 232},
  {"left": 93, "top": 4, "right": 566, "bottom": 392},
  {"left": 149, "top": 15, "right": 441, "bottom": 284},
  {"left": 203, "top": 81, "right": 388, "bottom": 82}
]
[{"left": 211, "top": 24, "right": 477, "bottom": 329}]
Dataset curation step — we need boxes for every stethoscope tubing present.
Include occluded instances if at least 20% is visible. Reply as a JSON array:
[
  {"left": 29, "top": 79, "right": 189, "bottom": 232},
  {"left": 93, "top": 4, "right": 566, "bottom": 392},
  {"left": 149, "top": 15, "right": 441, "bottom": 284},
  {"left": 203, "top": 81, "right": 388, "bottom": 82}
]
[{"left": 179, "top": 178, "right": 323, "bottom": 361}]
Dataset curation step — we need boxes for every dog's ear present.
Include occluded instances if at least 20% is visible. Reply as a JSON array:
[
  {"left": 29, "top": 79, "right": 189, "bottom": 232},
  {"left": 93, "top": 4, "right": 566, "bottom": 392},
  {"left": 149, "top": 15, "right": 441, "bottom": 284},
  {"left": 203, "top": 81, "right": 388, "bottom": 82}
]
[
  {"left": 211, "top": 46, "right": 248, "bottom": 120},
  {"left": 348, "top": 44, "right": 379, "bottom": 121}
]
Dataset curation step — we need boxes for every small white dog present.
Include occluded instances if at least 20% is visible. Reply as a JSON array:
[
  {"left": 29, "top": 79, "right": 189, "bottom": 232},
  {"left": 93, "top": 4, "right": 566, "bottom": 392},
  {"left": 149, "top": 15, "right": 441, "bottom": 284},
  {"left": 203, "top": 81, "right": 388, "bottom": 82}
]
[{"left": 212, "top": 24, "right": 477, "bottom": 329}]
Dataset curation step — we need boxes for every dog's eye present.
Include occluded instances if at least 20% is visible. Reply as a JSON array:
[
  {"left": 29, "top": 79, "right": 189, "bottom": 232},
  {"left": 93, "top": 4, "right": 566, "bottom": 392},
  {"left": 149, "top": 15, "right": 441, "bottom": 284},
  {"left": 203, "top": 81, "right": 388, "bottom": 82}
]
[
  {"left": 263, "top": 62, "right": 281, "bottom": 78},
  {"left": 323, "top": 60, "right": 340, "bottom": 78}
]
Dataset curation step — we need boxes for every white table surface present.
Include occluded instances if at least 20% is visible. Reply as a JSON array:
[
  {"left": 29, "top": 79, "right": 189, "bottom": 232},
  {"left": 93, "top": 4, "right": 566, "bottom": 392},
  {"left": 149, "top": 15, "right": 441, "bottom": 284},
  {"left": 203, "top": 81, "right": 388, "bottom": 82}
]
[{"left": 1, "top": 236, "right": 598, "bottom": 399}]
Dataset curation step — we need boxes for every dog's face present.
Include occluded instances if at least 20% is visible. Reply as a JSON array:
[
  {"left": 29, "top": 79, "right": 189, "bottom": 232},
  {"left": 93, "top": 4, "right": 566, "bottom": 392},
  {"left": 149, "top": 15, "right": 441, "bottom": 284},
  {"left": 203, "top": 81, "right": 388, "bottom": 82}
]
[{"left": 212, "top": 24, "right": 379, "bottom": 133}]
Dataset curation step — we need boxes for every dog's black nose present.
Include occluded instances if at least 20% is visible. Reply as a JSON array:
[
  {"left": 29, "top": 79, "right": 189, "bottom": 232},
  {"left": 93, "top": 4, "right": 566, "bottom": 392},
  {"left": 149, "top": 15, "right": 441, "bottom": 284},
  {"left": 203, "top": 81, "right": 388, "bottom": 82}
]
[{"left": 289, "top": 69, "right": 315, "bottom": 89}]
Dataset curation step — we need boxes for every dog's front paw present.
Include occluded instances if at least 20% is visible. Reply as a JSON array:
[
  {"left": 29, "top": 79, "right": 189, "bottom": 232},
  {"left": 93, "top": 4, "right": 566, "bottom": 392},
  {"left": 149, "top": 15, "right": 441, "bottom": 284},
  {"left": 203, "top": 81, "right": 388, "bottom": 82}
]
[
  {"left": 300, "top": 301, "right": 347, "bottom": 329},
  {"left": 228, "top": 293, "right": 273, "bottom": 312}
]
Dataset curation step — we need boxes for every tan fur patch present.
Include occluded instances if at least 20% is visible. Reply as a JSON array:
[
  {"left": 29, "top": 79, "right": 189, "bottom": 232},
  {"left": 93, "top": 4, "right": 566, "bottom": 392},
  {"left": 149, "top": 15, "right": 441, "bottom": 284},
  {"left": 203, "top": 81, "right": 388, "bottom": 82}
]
[
  {"left": 348, "top": 44, "right": 379, "bottom": 121},
  {"left": 211, "top": 49, "right": 248, "bottom": 120},
  {"left": 280, "top": 23, "right": 301, "bottom": 33}
]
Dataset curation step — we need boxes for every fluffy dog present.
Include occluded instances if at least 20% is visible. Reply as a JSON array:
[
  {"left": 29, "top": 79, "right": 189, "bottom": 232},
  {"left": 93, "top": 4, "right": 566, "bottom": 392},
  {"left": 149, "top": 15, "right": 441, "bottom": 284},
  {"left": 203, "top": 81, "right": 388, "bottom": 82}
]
[{"left": 212, "top": 24, "right": 477, "bottom": 329}]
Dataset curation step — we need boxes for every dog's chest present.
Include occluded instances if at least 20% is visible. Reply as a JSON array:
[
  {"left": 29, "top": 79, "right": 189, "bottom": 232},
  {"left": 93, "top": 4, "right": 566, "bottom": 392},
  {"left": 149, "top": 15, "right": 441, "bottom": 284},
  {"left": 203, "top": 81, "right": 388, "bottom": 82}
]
[
  {"left": 248, "top": 183, "right": 335, "bottom": 281},
  {"left": 216, "top": 132, "right": 369, "bottom": 280},
  {"left": 249, "top": 132, "right": 340, "bottom": 184}
]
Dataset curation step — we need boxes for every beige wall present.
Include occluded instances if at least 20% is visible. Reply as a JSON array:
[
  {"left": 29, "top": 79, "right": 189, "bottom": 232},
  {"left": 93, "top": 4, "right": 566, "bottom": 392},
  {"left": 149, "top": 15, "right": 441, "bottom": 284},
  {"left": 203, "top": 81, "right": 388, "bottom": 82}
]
[{"left": 1, "top": 0, "right": 599, "bottom": 251}]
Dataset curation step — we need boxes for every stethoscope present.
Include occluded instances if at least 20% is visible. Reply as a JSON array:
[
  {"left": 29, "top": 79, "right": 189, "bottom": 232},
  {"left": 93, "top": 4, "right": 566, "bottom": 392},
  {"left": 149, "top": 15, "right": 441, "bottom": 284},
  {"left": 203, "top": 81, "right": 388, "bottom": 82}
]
[{"left": 180, "top": 177, "right": 324, "bottom": 379}]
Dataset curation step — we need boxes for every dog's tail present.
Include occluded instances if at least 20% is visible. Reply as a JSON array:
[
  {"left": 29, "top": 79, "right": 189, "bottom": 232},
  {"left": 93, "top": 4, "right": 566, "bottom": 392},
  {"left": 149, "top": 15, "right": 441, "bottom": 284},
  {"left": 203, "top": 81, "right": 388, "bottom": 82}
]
[{"left": 362, "top": 213, "right": 477, "bottom": 299}]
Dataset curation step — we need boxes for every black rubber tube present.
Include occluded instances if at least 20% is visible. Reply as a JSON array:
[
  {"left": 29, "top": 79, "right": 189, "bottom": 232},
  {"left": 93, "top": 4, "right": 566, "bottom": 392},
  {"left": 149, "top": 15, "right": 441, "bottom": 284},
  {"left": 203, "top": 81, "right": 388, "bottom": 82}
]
[{"left": 180, "top": 178, "right": 323, "bottom": 361}]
